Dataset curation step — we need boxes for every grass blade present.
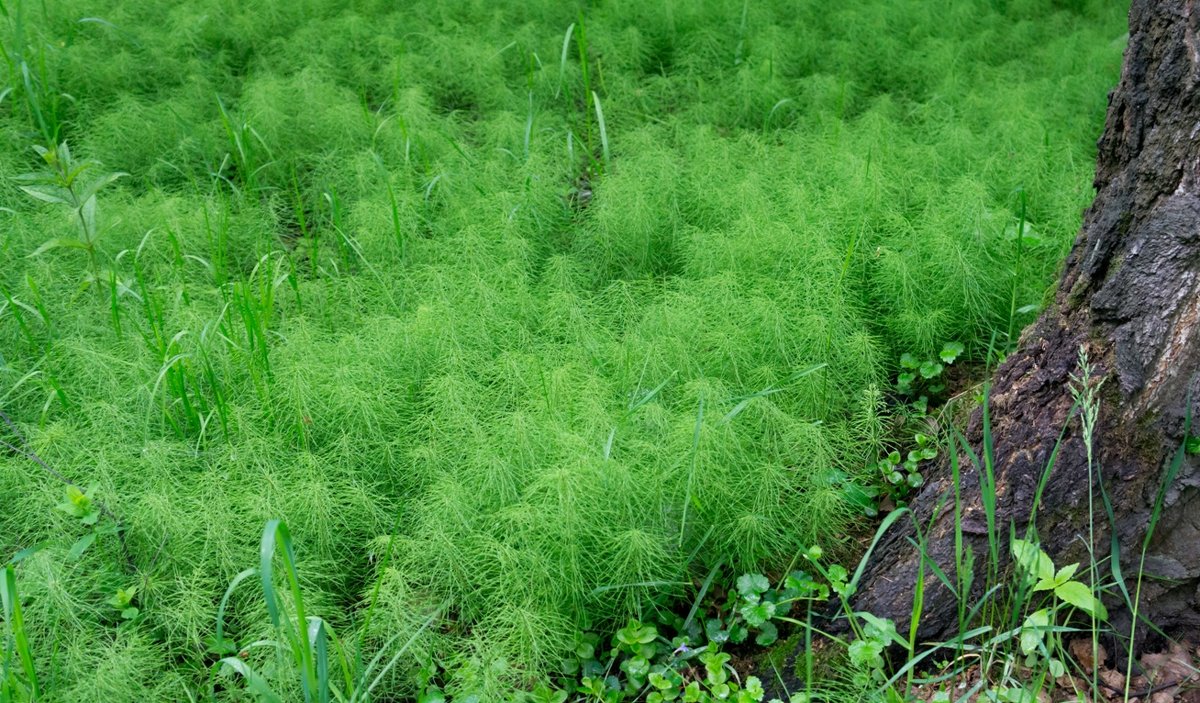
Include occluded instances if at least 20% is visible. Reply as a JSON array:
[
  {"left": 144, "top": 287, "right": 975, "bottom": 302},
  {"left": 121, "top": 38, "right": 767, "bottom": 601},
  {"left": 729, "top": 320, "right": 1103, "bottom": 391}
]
[
  {"left": 213, "top": 657, "right": 284, "bottom": 703},
  {"left": 592, "top": 90, "right": 610, "bottom": 172},
  {"left": 2, "top": 563, "right": 41, "bottom": 700},
  {"left": 261, "top": 519, "right": 316, "bottom": 702},
  {"left": 354, "top": 603, "right": 447, "bottom": 703},
  {"left": 848, "top": 507, "right": 910, "bottom": 595},
  {"left": 556, "top": 23, "right": 576, "bottom": 99},
  {"left": 214, "top": 568, "right": 258, "bottom": 653},
  {"left": 680, "top": 396, "right": 704, "bottom": 547}
]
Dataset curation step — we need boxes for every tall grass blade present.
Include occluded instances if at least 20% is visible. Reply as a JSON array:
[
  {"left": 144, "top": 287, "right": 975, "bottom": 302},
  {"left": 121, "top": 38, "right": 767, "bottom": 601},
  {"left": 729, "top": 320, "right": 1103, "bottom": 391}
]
[
  {"left": 556, "top": 23, "right": 575, "bottom": 100},
  {"left": 2, "top": 564, "right": 40, "bottom": 701},
  {"left": 592, "top": 91, "right": 609, "bottom": 172},
  {"left": 261, "top": 519, "right": 317, "bottom": 702}
]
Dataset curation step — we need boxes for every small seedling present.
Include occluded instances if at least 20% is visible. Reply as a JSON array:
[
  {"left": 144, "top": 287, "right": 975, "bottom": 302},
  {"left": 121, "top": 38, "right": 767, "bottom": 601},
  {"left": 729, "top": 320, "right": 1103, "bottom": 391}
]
[
  {"left": 873, "top": 432, "right": 937, "bottom": 502},
  {"left": 54, "top": 485, "right": 123, "bottom": 560},
  {"left": 896, "top": 342, "right": 964, "bottom": 409},
  {"left": 15, "top": 142, "right": 127, "bottom": 287},
  {"left": 1011, "top": 539, "right": 1107, "bottom": 620},
  {"left": 847, "top": 612, "right": 905, "bottom": 685},
  {"left": 109, "top": 585, "right": 139, "bottom": 620},
  {"left": 549, "top": 582, "right": 798, "bottom": 703},
  {"left": 56, "top": 484, "right": 100, "bottom": 526}
]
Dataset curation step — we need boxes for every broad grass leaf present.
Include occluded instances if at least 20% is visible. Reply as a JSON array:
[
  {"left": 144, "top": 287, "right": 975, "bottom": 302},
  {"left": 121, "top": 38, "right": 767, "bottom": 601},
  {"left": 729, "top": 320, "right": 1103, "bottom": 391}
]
[
  {"left": 80, "top": 195, "right": 98, "bottom": 238},
  {"left": 217, "top": 657, "right": 284, "bottom": 703},
  {"left": 29, "top": 238, "right": 91, "bottom": 257},
  {"left": 67, "top": 533, "right": 96, "bottom": 560}
]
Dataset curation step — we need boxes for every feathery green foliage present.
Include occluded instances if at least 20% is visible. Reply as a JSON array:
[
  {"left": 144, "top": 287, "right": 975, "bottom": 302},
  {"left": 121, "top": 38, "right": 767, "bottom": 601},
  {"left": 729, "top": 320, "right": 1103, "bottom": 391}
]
[{"left": 0, "top": 0, "right": 1125, "bottom": 698}]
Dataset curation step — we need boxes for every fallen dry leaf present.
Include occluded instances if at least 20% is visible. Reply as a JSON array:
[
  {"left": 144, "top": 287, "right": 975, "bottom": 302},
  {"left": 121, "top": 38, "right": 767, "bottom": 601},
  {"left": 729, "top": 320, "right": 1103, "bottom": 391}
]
[
  {"left": 1071, "top": 638, "right": 1108, "bottom": 675},
  {"left": 1099, "top": 667, "right": 1126, "bottom": 693}
]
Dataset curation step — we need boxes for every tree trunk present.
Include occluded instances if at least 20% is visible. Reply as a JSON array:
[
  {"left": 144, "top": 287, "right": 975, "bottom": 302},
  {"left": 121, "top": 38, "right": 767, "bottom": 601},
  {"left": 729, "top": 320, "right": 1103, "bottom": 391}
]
[{"left": 771, "top": 0, "right": 1200, "bottom": 685}]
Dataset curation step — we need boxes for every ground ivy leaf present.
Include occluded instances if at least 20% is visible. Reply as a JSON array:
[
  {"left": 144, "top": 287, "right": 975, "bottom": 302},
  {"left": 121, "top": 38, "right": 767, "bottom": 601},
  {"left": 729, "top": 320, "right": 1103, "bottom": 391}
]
[{"left": 755, "top": 621, "right": 778, "bottom": 646}]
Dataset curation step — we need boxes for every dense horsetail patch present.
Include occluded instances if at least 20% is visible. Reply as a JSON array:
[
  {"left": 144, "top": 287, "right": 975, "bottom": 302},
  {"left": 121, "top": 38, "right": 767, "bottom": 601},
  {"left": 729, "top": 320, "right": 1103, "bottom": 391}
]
[{"left": 0, "top": 0, "right": 1124, "bottom": 698}]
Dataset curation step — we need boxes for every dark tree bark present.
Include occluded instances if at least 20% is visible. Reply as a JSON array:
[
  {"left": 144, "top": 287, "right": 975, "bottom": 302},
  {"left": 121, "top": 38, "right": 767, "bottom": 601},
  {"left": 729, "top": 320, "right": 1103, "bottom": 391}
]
[
  {"left": 766, "top": 0, "right": 1200, "bottom": 689},
  {"left": 861, "top": 0, "right": 1200, "bottom": 638}
]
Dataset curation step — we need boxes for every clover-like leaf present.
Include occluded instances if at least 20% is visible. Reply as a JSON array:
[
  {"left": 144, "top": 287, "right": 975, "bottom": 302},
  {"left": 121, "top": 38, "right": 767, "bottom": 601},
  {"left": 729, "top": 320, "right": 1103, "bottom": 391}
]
[
  {"left": 742, "top": 676, "right": 765, "bottom": 702},
  {"left": 620, "top": 655, "right": 650, "bottom": 680},
  {"left": 728, "top": 622, "right": 749, "bottom": 644},
  {"left": 857, "top": 612, "right": 905, "bottom": 647},
  {"left": 1048, "top": 658, "right": 1066, "bottom": 678},
  {"left": 574, "top": 635, "right": 596, "bottom": 660},
  {"left": 736, "top": 573, "right": 770, "bottom": 601},
  {"left": 648, "top": 671, "right": 674, "bottom": 690},
  {"left": 755, "top": 621, "right": 778, "bottom": 646},
  {"left": 784, "top": 571, "right": 827, "bottom": 599},
  {"left": 616, "top": 620, "right": 657, "bottom": 646},
  {"left": 579, "top": 677, "right": 606, "bottom": 696},
  {"left": 848, "top": 639, "right": 884, "bottom": 670},
  {"left": 706, "top": 618, "right": 728, "bottom": 643},
  {"left": 740, "top": 601, "right": 776, "bottom": 628},
  {"left": 940, "top": 342, "right": 965, "bottom": 364}
]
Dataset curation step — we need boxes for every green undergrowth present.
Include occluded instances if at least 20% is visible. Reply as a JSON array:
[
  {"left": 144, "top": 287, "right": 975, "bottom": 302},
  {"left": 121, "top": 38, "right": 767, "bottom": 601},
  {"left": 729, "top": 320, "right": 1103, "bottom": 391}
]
[{"left": 1, "top": 0, "right": 1125, "bottom": 699}]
